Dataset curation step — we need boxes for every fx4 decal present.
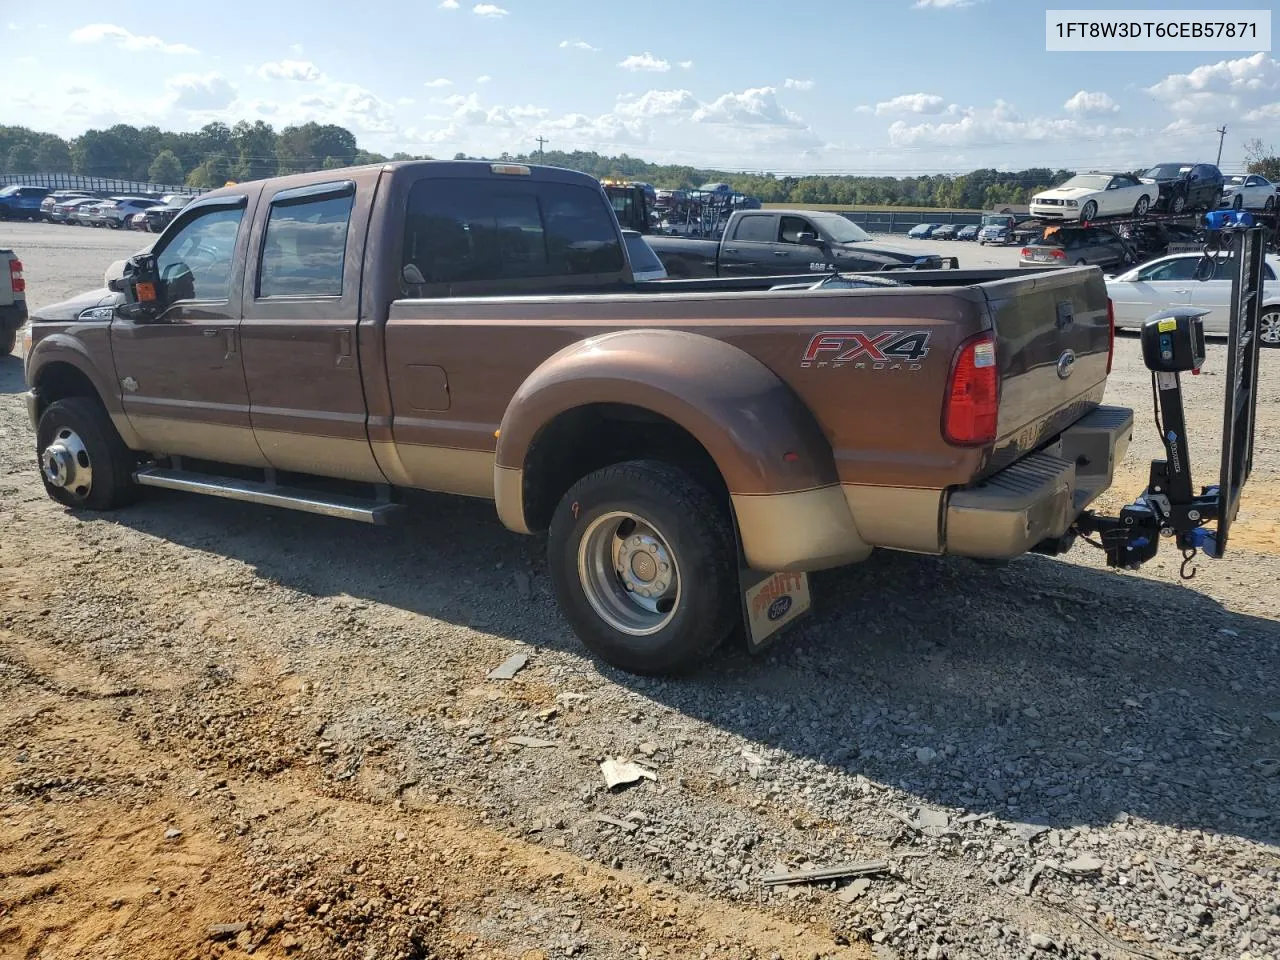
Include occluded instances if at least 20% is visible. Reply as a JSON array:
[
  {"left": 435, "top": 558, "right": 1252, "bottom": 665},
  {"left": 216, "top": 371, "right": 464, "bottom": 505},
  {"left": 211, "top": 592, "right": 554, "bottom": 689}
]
[{"left": 801, "top": 329, "right": 932, "bottom": 370}]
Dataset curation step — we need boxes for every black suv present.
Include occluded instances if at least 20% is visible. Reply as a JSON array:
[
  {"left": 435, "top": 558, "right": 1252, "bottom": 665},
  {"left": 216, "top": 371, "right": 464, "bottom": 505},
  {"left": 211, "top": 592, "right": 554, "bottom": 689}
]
[{"left": 1139, "top": 162, "right": 1224, "bottom": 214}]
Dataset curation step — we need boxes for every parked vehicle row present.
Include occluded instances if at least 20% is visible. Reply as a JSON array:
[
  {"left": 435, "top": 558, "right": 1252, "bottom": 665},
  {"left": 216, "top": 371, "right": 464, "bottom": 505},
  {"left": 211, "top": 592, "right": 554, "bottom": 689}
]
[
  {"left": 906, "top": 222, "right": 979, "bottom": 240},
  {"left": 1028, "top": 163, "right": 1244, "bottom": 223}
]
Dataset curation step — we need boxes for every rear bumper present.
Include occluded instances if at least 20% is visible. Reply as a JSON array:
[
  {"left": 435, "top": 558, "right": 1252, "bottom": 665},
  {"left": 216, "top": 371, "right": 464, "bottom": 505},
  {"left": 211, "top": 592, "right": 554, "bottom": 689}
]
[{"left": 944, "top": 405, "right": 1133, "bottom": 559}]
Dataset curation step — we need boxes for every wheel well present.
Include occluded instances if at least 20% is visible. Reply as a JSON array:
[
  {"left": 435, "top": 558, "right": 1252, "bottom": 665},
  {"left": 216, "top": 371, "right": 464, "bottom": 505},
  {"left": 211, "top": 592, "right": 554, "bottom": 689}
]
[
  {"left": 34, "top": 362, "right": 103, "bottom": 418},
  {"left": 520, "top": 403, "right": 727, "bottom": 533}
]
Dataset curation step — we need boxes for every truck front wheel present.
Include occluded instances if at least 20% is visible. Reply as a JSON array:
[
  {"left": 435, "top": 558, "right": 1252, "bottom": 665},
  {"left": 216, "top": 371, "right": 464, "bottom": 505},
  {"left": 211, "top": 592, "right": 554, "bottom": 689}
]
[
  {"left": 547, "top": 460, "right": 739, "bottom": 675},
  {"left": 36, "top": 398, "right": 138, "bottom": 510}
]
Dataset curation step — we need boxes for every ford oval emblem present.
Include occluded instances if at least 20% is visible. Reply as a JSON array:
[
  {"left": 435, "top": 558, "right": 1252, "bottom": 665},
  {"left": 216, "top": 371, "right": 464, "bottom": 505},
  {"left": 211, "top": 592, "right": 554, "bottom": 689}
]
[
  {"left": 1055, "top": 350, "right": 1076, "bottom": 380},
  {"left": 767, "top": 596, "right": 792, "bottom": 621}
]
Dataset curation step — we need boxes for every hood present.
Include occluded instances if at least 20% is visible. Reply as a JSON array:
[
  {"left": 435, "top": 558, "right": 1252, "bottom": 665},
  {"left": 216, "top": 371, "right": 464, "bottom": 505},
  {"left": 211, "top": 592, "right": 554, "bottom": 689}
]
[
  {"left": 834, "top": 241, "right": 922, "bottom": 263},
  {"left": 1035, "top": 186, "right": 1096, "bottom": 200},
  {"left": 30, "top": 287, "right": 123, "bottom": 322}
]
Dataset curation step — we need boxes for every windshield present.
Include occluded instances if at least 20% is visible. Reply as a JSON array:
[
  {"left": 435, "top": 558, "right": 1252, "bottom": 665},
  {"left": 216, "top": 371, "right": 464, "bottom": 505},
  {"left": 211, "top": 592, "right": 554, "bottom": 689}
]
[
  {"left": 981, "top": 215, "right": 1010, "bottom": 227},
  {"left": 1059, "top": 175, "right": 1111, "bottom": 190},
  {"left": 1144, "top": 164, "right": 1192, "bottom": 180},
  {"left": 0, "top": 186, "right": 20, "bottom": 197},
  {"left": 1226, "top": 176, "right": 1246, "bottom": 186},
  {"left": 811, "top": 213, "right": 870, "bottom": 243}
]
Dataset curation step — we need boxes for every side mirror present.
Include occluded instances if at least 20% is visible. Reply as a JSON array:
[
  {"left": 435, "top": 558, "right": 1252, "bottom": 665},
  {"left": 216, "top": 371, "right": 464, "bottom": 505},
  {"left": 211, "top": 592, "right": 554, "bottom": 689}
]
[
  {"left": 796, "top": 231, "right": 821, "bottom": 245},
  {"left": 104, "top": 258, "right": 128, "bottom": 292},
  {"left": 116, "top": 253, "right": 166, "bottom": 323}
]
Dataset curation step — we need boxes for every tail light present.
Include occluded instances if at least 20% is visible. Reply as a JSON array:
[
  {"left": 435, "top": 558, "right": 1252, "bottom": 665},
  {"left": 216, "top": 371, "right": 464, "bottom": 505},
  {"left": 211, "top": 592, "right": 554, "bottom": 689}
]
[
  {"left": 1020, "top": 247, "right": 1031, "bottom": 257},
  {"left": 9, "top": 258, "right": 24, "bottom": 295},
  {"left": 1106, "top": 297, "right": 1115, "bottom": 375},
  {"left": 943, "top": 332, "right": 999, "bottom": 446},
  {"left": 1050, "top": 249, "right": 1066, "bottom": 260}
]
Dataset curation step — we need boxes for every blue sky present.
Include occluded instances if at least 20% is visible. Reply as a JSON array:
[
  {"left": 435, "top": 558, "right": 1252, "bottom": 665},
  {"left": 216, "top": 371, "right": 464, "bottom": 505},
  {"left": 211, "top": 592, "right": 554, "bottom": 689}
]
[{"left": 2, "top": 0, "right": 1277, "bottom": 174}]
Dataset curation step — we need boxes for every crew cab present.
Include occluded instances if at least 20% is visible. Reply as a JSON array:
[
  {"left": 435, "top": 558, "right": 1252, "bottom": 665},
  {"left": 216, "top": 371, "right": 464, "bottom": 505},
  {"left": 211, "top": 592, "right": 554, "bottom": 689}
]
[
  {"left": 647, "top": 209, "right": 951, "bottom": 278},
  {"left": 22, "top": 160, "right": 1128, "bottom": 675}
]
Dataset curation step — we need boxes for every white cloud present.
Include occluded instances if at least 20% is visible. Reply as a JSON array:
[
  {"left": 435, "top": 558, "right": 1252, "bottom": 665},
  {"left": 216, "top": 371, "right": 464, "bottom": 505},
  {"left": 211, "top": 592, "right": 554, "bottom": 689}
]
[
  {"left": 614, "top": 89, "right": 699, "bottom": 119},
  {"left": 476, "top": 74, "right": 492, "bottom": 84},
  {"left": 692, "top": 86, "right": 804, "bottom": 127},
  {"left": 397, "top": 96, "right": 416, "bottom": 106},
  {"left": 887, "top": 99, "right": 1128, "bottom": 149},
  {"left": 1063, "top": 90, "right": 1118, "bottom": 116},
  {"left": 560, "top": 39, "right": 598, "bottom": 52},
  {"left": 165, "top": 73, "right": 237, "bottom": 112},
  {"left": 679, "top": 60, "right": 694, "bottom": 70},
  {"left": 69, "top": 23, "right": 197, "bottom": 55},
  {"left": 1243, "top": 102, "right": 1280, "bottom": 122},
  {"left": 439, "top": 0, "right": 459, "bottom": 7},
  {"left": 473, "top": 3, "right": 508, "bottom": 16},
  {"left": 914, "top": 0, "right": 974, "bottom": 7},
  {"left": 854, "top": 104, "right": 873, "bottom": 114},
  {"left": 618, "top": 52, "right": 671, "bottom": 72},
  {"left": 257, "top": 59, "right": 323, "bottom": 82},
  {"left": 424, "top": 78, "right": 453, "bottom": 88},
  {"left": 1146, "top": 53, "right": 1280, "bottom": 116},
  {"left": 875, "top": 93, "right": 947, "bottom": 115},
  {"left": 784, "top": 78, "right": 815, "bottom": 91}
]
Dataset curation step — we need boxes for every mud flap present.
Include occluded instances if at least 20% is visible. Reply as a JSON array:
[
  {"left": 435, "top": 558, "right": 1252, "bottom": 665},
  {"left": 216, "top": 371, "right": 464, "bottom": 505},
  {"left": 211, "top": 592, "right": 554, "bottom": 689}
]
[{"left": 739, "top": 568, "right": 812, "bottom": 653}]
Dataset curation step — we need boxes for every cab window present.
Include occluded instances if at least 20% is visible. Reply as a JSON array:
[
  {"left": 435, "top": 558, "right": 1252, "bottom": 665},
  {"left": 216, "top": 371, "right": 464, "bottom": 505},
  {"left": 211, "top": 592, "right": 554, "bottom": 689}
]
[
  {"left": 779, "top": 216, "right": 814, "bottom": 244},
  {"left": 1137, "top": 258, "right": 1198, "bottom": 282},
  {"left": 155, "top": 205, "right": 245, "bottom": 302},
  {"left": 258, "top": 190, "right": 354, "bottom": 299}
]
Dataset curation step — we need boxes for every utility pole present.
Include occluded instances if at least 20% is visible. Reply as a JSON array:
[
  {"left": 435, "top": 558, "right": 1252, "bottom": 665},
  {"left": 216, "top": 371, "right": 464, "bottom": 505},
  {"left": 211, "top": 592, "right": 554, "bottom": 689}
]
[
  {"left": 535, "top": 136, "right": 548, "bottom": 160},
  {"left": 1215, "top": 125, "right": 1227, "bottom": 167}
]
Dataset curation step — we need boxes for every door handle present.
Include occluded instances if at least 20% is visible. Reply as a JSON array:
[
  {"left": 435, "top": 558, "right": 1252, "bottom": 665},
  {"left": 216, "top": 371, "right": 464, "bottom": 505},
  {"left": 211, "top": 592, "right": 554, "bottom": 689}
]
[
  {"left": 202, "top": 328, "right": 218, "bottom": 338},
  {"left": 774, "top": 251, "right": 788, "bottom": 257},
  {"left": 336, "top": 329, "right": 352, "bottom": 368}
]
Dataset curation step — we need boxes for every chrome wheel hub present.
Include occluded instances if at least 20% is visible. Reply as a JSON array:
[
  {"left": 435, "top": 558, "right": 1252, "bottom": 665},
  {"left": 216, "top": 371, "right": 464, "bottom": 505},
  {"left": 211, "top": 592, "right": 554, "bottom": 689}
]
[
  {"left": 578, "top": 511, "right": 681, "bottom": 636},
  {"left": 42, "top": 427, "right": 92, "bottom": 497},
  {"left": 1261, "top": 311, "right": 1280, "bottom": 346}
]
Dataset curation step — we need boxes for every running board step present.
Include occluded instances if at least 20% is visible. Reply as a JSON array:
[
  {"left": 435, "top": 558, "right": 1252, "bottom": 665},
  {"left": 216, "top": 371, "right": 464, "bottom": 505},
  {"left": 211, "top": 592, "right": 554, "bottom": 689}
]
[{"left": 133, "top": 467, "right": 402, "bottom": 525}]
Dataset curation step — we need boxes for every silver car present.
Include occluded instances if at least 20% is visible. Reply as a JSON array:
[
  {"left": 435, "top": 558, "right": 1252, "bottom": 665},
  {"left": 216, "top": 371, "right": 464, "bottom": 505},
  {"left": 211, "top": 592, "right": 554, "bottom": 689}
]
[
  {"left": 1105, "top": 252, "right": 1280, "bottom": 346},
  {"left": 87, "top": 197, "right": 157, "bottom": 229}
]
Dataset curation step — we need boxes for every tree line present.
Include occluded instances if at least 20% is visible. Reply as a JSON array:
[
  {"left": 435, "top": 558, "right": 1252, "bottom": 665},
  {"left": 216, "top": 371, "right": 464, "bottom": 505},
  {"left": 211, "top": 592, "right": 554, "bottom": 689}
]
[{"left": 3, "top": 121, "right": 1279, "bottom": 207}]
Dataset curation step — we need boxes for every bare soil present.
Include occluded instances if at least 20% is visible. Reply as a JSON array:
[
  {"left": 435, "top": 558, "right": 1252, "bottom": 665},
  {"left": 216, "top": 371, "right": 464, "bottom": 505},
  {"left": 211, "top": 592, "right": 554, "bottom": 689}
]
[{"left": 1, "top": 222, "right": 1278, "bottom": 960}]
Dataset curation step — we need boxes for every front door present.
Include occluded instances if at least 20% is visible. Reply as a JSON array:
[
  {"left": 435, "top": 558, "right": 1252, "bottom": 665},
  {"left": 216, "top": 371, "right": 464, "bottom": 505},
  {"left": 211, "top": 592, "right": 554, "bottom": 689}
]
[
  {"left": 239, "top": 178, "right": 384, "bottom": 484},
  {"left": 110, "top": 193, "right": 267, "bottom": 466},
  {"left": 1109, "top": 256, "right": 1197, "bottom": 328},
  {"left": 775, "top": 215, "right": 828, "bottom": 274}
]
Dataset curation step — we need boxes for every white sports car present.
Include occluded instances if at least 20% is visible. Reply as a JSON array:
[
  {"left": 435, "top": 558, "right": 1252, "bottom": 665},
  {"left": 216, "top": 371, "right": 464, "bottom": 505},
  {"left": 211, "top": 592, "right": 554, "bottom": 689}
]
[
  {"left": 1219, "top": 174, "right": 1278, "bottom": 212},
  {"left": 1029, "top": 173, "right": 1159, "bottom": 222},
  {"left": 1105, "top": 251, "right": 1280, "bottom": 347}
]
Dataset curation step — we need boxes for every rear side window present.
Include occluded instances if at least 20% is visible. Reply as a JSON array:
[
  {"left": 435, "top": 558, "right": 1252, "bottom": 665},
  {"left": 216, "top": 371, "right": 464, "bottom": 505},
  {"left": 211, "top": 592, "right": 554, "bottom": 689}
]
[
  {"left": 733, "top": 215, "right": 776, "bottom": 243},
  {"left": 402, "top": 178, "right": 623, "bottom": 289},
  {"left": 259, "top": 191, "right": 353, "bottom": 298}
]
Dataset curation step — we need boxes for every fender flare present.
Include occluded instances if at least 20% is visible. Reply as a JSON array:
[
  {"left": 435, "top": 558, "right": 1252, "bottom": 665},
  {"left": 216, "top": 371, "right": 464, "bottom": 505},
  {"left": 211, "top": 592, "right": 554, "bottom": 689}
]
[
  {"left": 26, "top": 333, "right": 140, "bottom": 445},
  {"left": 494, "top": 328, "right": 840, "bottom": 529}
]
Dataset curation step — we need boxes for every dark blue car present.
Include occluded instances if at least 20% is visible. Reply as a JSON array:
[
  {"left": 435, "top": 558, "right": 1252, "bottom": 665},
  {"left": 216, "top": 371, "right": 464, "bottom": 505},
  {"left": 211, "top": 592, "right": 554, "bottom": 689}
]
[
  {"left": 0, "top": 185, "right": 52, "bottom": 220},
  {"left": 907, "top": 223, "right": 940, "bottom": 238}
]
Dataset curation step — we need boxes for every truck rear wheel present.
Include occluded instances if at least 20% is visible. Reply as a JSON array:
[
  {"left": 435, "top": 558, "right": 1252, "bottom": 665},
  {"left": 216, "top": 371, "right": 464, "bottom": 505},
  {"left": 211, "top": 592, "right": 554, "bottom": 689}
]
[
  {"left": 36, "top": 398, "right": 138, "bottom": 510},
  {"left": 0, "top": 326, "right": 15, "bottom": 356},
  {"left": 547, "top": 460, "right": 738, "bottom": 675}
]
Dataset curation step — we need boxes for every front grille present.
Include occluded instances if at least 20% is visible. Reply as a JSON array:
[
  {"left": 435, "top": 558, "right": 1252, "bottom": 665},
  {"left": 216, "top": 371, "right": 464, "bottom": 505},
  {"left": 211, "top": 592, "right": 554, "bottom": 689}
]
[{"left": 1037, "top": 198, "right": 1065, "bottom": 206}]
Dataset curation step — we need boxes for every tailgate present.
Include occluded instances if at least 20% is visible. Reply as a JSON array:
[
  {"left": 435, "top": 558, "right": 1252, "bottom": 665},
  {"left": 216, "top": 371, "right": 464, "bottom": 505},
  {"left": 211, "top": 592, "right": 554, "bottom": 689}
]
[
  {"left": 0, "top": 251, "right": 14, "bottom": 308},
  {"left": 980, "top": 266, "right": 1111, "bottom": 474}
]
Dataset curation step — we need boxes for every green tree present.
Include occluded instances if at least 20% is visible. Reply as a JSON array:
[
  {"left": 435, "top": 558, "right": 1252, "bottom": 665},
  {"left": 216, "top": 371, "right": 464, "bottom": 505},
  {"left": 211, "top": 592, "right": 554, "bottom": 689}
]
[
  {"left": 230, "top": 120, "right": 277, "bottom": 182},
  {"left": 186, "top": 153, "right": 231, "bottom": 188},
  {"left": 34, "top": 137, "right": 72, "bottom": 172},
  {"left": 5, "top": 143, "right": 36, "bottom": 174},
  {"left": 1243, "top": 138, "right": 1280, "bottom": 181},
  {"left": 148, "top": 149, "right": 184, "bottom": 185}
]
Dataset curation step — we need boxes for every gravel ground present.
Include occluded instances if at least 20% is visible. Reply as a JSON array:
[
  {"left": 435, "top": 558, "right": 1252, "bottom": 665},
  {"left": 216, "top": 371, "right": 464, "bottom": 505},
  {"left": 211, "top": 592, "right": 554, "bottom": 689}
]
[{"left": 1, "top": 221, "right": 1278, "bottom": 960}]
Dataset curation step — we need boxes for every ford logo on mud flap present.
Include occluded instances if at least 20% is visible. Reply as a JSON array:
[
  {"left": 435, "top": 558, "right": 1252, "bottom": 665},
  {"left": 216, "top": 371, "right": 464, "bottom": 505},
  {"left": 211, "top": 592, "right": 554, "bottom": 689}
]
[{"left": 767, "top": 596, "right": 793, "bottom": 621}]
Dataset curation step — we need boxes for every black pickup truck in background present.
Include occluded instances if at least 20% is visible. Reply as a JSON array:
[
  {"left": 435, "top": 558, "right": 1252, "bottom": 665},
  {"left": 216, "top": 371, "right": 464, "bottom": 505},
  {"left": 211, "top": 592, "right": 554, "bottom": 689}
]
[{"left": 646, "top": 209, "right": 949, "bottom": 278}]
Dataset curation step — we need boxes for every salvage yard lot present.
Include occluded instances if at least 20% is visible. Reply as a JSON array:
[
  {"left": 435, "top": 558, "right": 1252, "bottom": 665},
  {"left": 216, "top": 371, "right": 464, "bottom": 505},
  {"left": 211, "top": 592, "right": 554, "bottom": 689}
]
[{"left": 1, "top": 222, "right": 1278, "bottom": 960}]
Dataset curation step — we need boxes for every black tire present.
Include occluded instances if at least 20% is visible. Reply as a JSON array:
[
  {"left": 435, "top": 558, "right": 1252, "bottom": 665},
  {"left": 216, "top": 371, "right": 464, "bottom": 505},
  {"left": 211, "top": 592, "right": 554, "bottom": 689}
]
[
  {"left": 1133, "top": 195, "right": 1150, "bottom": 217},
  {"left": 547, "top": 459, "right": 739, "bottom": 675},
  {"left": 1080, "top": 200, "right": 1097, "bottom": 222},
  {"left": 1260, "top": 309, "right": 1280, "bottom": 349},
  {"left": 1233, "top": 194, "right": 1244, "bottom": 211},
  {"left": 1171, "top": 194, "right": 1186, "bottom": 215},
  {"left": 0, "top": 326, "right": 16, "bottom": 356},
  {"left": 1266, "top": 196, "right": 1276, "bottom": 214},
  {"left": 1075, "top": 258, "right": 1088, "bottom": 266},
  {"left": 36, "top": 397, "right": 138, "bottom": 510}
]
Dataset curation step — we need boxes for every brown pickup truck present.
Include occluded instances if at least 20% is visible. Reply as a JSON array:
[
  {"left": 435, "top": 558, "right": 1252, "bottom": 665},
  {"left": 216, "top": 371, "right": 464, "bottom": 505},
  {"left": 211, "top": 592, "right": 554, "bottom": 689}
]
[{"left": 22, "top": 160, "right": 1132, "bottom": 674}]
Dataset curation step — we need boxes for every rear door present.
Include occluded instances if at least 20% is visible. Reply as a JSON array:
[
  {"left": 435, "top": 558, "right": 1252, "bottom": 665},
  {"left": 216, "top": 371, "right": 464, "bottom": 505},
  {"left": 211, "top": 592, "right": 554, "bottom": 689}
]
[
  {"left": 239, "top": 176, "right": 386, "bottom": 484},
  {"left": 1185, "top": 258, "right": 1276, "bottom": 334},
  {"left": 718, "top": 213, "right": 779, "bottom": 276}
]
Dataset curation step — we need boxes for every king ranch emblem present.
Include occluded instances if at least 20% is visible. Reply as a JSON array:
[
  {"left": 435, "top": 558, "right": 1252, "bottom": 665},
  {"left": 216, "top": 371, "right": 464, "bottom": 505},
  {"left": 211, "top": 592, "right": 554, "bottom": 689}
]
[{"left": 801, "top": 329, "right": 932, "bottom": 371}]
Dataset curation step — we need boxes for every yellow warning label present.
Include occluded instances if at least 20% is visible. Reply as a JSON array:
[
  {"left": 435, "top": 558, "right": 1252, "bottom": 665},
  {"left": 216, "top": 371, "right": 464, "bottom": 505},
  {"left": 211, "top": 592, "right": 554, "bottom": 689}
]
[{"left": 1157, "top": 318, "right": 1177, "bottom": 332}]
